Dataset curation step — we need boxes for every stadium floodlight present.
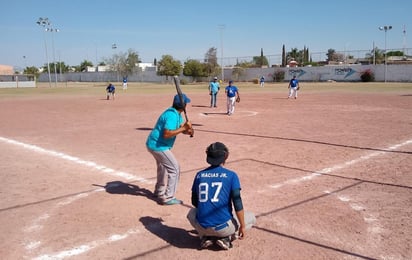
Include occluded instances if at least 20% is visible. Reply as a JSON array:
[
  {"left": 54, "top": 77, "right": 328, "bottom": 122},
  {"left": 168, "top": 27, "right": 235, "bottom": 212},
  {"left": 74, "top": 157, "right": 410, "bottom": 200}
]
[
  {"left": 46, "top": 27, "right": 59, "bottom": 87},
  {"left": 36, "top": 17, "right": 52, "bottom": 87},
  {"left": 379, "top": 25, "right": 392, "bottom": 82},
  {"left": 218, "top": 24, "right": 225, "bottom": 81}
]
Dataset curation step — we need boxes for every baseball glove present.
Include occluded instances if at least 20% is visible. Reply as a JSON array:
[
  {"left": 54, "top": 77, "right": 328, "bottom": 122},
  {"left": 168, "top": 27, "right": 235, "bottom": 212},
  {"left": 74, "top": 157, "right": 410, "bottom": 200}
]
[
  {"left": 297, "top": 86, "right": 300, "bottom": 91},
  {"left": 236, "top": 96, "right": 240, "bottom": 103}
]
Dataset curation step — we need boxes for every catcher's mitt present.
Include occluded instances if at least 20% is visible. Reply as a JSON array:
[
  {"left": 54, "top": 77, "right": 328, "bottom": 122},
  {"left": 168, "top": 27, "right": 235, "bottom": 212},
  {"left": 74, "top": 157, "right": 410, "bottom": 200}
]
[{"left": 236, "top": 96, "right": 240, "bottom": 103}]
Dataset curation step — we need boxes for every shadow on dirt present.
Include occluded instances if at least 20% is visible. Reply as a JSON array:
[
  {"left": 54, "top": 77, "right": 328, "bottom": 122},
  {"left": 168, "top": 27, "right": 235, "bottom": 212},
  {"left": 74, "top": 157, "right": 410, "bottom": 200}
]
[
  {"left": 139, "top": 216, "right": 199, "bottom": 249},
  {"left": 93, "top": 181, "right": 158, "bottom": 203}
]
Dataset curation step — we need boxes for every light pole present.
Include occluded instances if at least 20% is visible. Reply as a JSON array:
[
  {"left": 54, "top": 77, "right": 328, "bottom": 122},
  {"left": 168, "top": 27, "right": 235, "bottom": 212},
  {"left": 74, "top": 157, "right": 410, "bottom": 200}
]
[
  {"left": 23, "top": 56, "right": 27, "bottom": 69},
  {"left": 379, "top": 25, "right": 392, "bottom": 82},
  {"left": 112, "top": 44, "right": 119, "bottom": 82},
  {"left": 36, "top": 17, "right": 52, "bottom": 87},
  {"left": 218, "top": 24, "right": 225, "bottom": 81},
  {"left": 46, "top": 26, "right": 59, "bottom": 87}
]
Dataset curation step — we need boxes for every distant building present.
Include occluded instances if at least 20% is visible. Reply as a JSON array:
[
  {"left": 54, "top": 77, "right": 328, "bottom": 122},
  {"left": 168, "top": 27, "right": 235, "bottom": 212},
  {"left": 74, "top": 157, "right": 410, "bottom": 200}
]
[
  {"left": 86, "top": 63, "right": 156, "bottom": 72},
  {"left": 0, "top": 64, "right": 14, "bottom": 75}
]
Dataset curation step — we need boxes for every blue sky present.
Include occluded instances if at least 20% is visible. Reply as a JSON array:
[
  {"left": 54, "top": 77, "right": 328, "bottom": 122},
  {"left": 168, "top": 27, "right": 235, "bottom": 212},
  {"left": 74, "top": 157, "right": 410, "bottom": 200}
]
[{"left": 1, "top": 0, "right": 411, "bottom": 70}]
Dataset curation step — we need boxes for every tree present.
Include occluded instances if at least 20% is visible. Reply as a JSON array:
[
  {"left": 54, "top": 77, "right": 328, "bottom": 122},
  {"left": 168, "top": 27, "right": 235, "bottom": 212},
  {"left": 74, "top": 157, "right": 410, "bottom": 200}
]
[
  {"left": 386, "top": 50, "right": 404, "bottom": 57},
  {"left": 183, "top": 59, "right": 207, "bottom": 82},
  {"left": 282, "top": 44, "right": 286, "bottom": 67},
  {"left": 54, "top": 62, "right": 69, "bottom": 73},
  {"left": 157, "top": 55, "right": 182, "bottom": 80},
  {"left": 105, "top": 49, "right": 140, "bottom": 78},
  {"left": 365, "top": 47, "right": 385, "bottom": 64},
  {"left": 253, "top": 48, "right": 269, "bottom": 67},
  {"left": 326, "top": 49, "right": 344, "bottom": 63},
  {"left": 204, "top": 47, "right": 220, "bottom": 77},
  {"left": 23, "top": 66, "right": 40, "bottom": 79},
  {"left": 118, "top": 49, "right": 140, "bottom": 77},
  {"left": 77, "top": 60, "right": 93, "bottom": 72},
  {"left": 287, "top": 48, "right": 299, "bottom": 64}
]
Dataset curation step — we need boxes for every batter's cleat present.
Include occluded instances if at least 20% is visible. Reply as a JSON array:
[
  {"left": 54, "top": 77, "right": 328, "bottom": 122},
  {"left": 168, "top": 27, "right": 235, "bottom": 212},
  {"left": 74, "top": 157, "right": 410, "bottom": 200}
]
[
  {"left": 216, "top": 237, "right": 232, "bottom": 250},
  {"left": 200, "top": 237, "right": 214, "bottom": 249},
  {"left": 162, "top": 198, "right": 182, "bottom": 206}
]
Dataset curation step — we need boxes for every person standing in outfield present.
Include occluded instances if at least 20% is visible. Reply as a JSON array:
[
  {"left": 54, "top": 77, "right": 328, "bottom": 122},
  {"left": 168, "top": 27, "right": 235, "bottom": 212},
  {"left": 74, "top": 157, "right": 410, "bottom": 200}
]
[
  {"left": 146, "top": 94, "right": 193, "bottom": 205},
  {"left": 106, "top": 83, "right": 116, "bottom": 100},
  {"left": 225, "top": 80, "right": 240, "bottom": 116},
  {"left": 260, "top": 76, "right": 265, "bottom": 87},
  {"left": 288, "top": 75, "right": 300, "bottom": 99},
  {"left": 187, "top": 142, "right": 256, "bottom": 250},
  {"left": 122, "top": 77, "right": 128, "bottom": 90},
  {"left": 209, "top": 76, "right": 220, "bottom": 108}
]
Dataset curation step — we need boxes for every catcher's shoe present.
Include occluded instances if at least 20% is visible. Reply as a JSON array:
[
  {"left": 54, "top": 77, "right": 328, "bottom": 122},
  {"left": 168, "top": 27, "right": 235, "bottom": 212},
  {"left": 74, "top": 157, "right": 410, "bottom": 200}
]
[
  {"left": 216, "top": 237, "right": 232, "bottom": 250},
  {"left": 200, "top": 237, "right": 214, "bottom": 249}
]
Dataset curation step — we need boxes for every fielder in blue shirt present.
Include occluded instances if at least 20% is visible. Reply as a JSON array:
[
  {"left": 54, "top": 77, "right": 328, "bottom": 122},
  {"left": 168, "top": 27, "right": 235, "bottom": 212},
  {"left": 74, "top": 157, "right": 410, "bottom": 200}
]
[
  {"left": 106, "top": 83, "right": 116, "bottom": 100},
  {"left": 187, "top": 142, "right": 256, "bottom": 250},
  {"left": 288, "top": 75, "right": 300, "bottom": 99},
  {"left": 225, "top": 80, "right": 240, "bottom": 115}
]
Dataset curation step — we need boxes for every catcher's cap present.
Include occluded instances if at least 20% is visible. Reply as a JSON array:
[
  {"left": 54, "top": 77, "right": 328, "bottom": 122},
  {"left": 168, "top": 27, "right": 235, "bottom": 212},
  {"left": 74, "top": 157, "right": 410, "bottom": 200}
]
[
  {"left": 173, "top": 94, "right": 191, "bottom": 109},
  {"left": 206, "top": 142, "right": 228, "bottom": 166}
]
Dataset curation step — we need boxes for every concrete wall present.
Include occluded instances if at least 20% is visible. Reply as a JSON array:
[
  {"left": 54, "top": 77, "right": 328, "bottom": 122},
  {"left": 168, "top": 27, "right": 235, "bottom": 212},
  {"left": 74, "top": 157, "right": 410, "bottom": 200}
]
[
  {"left": 232, "top": 64, "right": 412, "bottom": 82},
  {"left": 0, "top": 81, "right": 36, "bottom": 88},
  {"left": 38, "top": 64, "right": 412, "bottom": 83}
]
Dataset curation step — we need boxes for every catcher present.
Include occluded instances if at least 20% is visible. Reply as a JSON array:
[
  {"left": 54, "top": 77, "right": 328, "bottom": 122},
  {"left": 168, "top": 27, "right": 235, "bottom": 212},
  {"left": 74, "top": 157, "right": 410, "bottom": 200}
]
[{"left": 225, "top": 80, "right": 240, "bottom": 116}]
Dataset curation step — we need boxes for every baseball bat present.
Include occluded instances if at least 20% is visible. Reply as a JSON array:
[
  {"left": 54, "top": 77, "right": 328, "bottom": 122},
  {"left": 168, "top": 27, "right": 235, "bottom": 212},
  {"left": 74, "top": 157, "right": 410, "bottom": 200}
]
[{"left": 173, "top": 76, "right": 193, "bottom": 137}]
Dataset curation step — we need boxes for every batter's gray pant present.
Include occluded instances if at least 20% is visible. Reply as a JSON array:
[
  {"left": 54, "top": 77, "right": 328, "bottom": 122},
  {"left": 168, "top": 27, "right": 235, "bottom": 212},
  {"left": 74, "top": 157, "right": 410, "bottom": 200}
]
[{"left": 147, "top": 148, "right": 180, "bottom": 203}]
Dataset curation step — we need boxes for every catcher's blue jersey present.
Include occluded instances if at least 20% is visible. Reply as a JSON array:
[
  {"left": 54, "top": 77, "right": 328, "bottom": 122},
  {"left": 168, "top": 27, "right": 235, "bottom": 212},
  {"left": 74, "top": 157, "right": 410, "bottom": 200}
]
[{"left": 192, "top": 165, "right": 241, "bottom": 228}]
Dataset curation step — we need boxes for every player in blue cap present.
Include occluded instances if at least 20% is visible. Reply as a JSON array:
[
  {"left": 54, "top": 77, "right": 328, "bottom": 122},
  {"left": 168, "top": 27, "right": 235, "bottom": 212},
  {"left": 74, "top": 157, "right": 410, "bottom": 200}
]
[
  {"left": 225, "top": 80, "right": 240, "bottom": 115},
  {"left": 146, "top": 93, "right": 193, "bottom": 205}
]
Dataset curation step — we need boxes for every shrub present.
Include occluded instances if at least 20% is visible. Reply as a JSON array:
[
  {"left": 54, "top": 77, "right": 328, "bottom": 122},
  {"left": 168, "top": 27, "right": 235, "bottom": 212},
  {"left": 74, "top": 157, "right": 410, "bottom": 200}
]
[
  {"left": 360, "top": 69, "right": 374, "bottom": 82},
  {"left": 179, "top": 78, "right": 188, "bottom": 85},
  {"left": 252, "top": 78, "right": 259, "bottom": 84},
  {"left": 273, "top": 70, "right": 285, "bottom": 82}
]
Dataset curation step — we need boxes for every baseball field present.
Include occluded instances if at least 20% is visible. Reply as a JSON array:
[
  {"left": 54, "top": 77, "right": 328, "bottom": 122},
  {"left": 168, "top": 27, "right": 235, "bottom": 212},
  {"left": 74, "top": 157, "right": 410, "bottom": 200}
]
[{"left": 0, "top": 81, "right": 411, "bottom": 260}]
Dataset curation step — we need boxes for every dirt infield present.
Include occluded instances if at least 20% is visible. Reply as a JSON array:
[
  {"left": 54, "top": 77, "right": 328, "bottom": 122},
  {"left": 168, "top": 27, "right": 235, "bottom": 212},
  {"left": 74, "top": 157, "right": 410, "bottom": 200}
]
[{"left": 0, "top": 82, "right": 411, "bottom": 260}]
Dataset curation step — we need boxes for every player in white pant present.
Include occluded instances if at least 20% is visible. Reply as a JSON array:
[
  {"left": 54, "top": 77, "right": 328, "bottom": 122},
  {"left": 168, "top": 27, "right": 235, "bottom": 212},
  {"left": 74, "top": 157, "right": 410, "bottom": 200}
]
[
  {"left": 288, "top": 75, "right": 299, "bottom": 99},
  {"left": 225, "top": 80, "right": 240, "bottom": 115}
]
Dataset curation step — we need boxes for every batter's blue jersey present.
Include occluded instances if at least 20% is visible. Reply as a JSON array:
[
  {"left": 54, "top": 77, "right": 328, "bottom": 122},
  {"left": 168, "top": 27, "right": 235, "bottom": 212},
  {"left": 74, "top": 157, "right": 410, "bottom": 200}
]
[
  {"left": 192, "top": 165, "right": 241, "bottom": 228},
  {"left": 146, "top": 107, "right": 183, "bottom": 151},
  {"left": 209, "top": 82, "right": 220, "bottom": 94}
]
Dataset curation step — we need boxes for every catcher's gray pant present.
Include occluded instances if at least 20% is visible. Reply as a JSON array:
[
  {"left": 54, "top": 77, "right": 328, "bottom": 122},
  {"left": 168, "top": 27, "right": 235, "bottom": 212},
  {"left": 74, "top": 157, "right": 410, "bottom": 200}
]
[
  {"left": 288, "top": 87, "right": 298, "bottom": 98},
  {"left": 147, "top": 148, "right": 180, "bottom": 203},
  {"left": 187, "top": 208, "right": 256, "bottom": 238},
  {"left": 226, "top": 96, "right": 236, "bottom": 115}
]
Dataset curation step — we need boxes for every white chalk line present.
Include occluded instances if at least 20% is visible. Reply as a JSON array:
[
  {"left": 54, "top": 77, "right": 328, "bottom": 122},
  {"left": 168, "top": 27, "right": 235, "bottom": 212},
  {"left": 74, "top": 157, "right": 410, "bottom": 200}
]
[
  {"left": 33, "top": 228, "right": 141, "bottom": 260},
  {"left": 0, "top": 136, "right": 151, "bottom": 259},
  {"left": 269, "top": 139, "right": 412, "bottom": 190},
  {"left": 324, "top": 190, "right": 384, "bottom": 251},
  {"left": 199, "top": 110, "right": 258, "bottom": 117},
  {"left": 0, "top": 136, "right": 153, "bottom": 184},
  {"left": 268, "top": 139, "right": 411, "bottom": 257}
]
